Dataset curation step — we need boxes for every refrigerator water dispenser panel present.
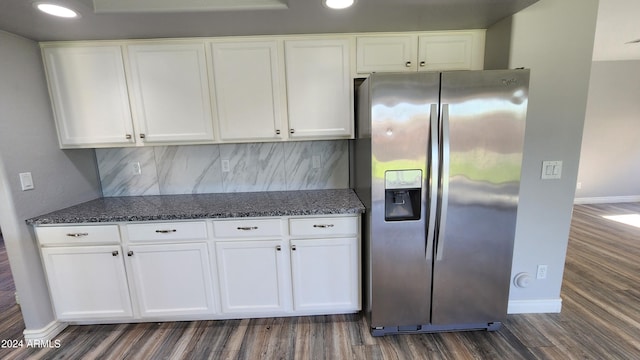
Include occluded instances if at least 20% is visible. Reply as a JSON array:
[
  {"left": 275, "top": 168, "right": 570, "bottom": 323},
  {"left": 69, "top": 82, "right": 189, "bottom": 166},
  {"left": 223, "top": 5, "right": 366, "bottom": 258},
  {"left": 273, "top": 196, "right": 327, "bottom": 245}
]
[{"left": 384, "top": 170, "right": 422, "bottom": 221}]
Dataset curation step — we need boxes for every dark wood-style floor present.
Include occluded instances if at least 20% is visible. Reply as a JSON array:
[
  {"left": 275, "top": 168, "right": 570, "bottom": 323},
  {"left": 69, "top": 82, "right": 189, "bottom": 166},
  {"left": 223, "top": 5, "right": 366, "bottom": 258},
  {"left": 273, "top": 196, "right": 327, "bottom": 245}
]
[{"left": 1, "top": 203, "right": 639, "bottom": 359}]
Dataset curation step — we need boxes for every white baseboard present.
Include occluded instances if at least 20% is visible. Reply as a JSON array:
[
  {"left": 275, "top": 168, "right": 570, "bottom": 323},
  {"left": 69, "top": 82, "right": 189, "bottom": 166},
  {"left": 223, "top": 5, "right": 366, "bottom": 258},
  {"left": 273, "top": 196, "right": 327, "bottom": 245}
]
[
  {"left": 23, "top": 321, "right": 67, "bottom": 342},
  {"left": 507, "top": 299, "right": 562, "bottom": 314},
  {"left": 574, "top": 195, "right": 640, "bottom": 204}
]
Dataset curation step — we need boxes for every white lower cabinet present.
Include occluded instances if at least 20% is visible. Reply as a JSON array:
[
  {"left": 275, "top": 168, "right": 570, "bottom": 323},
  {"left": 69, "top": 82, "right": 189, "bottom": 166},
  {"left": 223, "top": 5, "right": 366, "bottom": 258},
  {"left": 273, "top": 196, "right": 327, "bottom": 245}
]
[
  {"left": 215, "top": 240, "right": 289, "bottom": 314},
  {"left": 213, "top": 216, "right": 361, "bottom": 316},
  {"left": 126, "top": 243, "right": 216, "bottom": 318},
  {"left": 40, "top": 245, "right": 133, "bottom": 321},
  {"left": 36, "top": 214, "right": 360, "bottom": 324},
  {"left": 290, "top": 237, "right": 359, "bottom": 312}
]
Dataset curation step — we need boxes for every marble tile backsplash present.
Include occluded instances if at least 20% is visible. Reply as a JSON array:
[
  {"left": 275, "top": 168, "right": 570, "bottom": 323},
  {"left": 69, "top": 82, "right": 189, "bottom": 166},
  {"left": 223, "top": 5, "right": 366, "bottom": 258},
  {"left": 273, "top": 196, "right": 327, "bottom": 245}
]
[{"left": 96, "top": 141, "right": 349, "bottom": 197}]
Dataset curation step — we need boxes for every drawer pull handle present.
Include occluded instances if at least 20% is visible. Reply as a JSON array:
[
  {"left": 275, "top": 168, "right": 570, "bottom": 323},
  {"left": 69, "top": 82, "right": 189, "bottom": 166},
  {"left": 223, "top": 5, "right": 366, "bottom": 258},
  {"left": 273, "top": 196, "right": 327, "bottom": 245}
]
[
  {"left": 291, "top": 245, "right": 297, "bottom": 251},
  {"left": 276, "top": 245, "right": 282, "bottom": 251},
  {"left": 112, "top": 251, "right": 119, "bottom": 257},
  {"left": 237, "top": 226, "right": 258, "bottom": 231},
  {"left": 313, "top": 224, "right": 334, "bottom": 228},
  {"left": 66, "top": 233, "right": 89, "bottom": 237},
  {"left": 155, "top": 229, "right": 177, "bottom": 234},
  {"left": 127, "top": 251, "right": 134, "bottom": 257}
]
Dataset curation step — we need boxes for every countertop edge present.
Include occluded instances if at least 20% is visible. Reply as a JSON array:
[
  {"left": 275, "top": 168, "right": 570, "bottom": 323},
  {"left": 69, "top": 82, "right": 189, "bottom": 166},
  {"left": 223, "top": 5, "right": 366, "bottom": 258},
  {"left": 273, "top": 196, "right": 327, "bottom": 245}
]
[{"left": 26, "top": 189, "right": 365, "bottom": 225}]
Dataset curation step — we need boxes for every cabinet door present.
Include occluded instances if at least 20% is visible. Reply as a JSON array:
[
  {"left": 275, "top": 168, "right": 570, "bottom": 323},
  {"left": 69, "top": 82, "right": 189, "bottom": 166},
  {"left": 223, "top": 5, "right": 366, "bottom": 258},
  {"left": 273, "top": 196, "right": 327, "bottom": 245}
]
[
  {"left": 284, "top": 39, "right": 353, "bottom": 139},
  {"left": 215, "top": 240, "right": 289, "bottom": 314},
  {"left": 41, "top": 246, "right": 133, "bottom": 321},
  {"left": 356, "top": 35, "right": 418, "bottom": 73},
  {"left": 42, "top": 45, "right": 135, "bottom": 148},
  {"left": 418, "top": 32, "right": 484, "bottom": 71},
  {"left": 127, "top": 42, "right": 215, "bottom": 143},
  {"left": 210, "top": 41, "right": 286, "bottom": 141},
  {"left": 126, "top": 243, "right": 216, "bottom": 318},
  {"left": 290, "top": 238, "right": 359, "bottom": 312}
]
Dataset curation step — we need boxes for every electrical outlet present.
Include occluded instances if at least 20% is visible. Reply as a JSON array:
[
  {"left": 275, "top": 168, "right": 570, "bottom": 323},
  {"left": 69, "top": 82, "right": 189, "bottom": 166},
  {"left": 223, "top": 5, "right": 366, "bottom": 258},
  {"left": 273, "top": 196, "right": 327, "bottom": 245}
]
[
  {"left": 132, "top": 162, "right": 142, "bottom": 175},
  {"left": 536, "top": 265, "right": 548, "bottom": 280},
  {"left": 312, "top": 155, "right": 322, "bottom": 169},
  {"left": 221, "top": 159, "right": 230, "bottom": 172}
]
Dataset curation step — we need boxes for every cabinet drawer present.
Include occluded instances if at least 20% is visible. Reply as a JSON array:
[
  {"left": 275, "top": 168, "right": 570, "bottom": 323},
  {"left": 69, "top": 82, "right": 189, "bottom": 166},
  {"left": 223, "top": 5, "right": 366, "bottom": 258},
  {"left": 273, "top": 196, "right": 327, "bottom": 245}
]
[
  {"left": 213, "top": 219, "right": 283, "bottom": 238},
  {"left": 36, "top": 225, "right": 121, "bottom": 246},
  {"left": 126, "top": 221, "right": 208, "bottom": 243},
  {"left": 289, "top": 217, "right": 358, "bottom": 237}
]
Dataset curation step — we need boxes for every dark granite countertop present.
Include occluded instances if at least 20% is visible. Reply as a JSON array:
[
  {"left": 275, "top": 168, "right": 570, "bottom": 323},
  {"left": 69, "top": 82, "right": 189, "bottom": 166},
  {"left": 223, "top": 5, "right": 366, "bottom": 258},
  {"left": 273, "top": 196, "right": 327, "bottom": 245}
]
[{"left": 26, "top": 189, "right": 365, "bottom": 225}]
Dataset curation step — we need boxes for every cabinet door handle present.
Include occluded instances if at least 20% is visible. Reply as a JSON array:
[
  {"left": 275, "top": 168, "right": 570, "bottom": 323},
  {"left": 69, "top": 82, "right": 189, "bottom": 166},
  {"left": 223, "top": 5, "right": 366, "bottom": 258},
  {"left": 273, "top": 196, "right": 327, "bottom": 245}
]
[
  {"left": 237, "top": 226, "right": 258, "bottom": 231},
  {"left": 419, "top": 61, "right": 426, "bottom": 67},
  {"left": 127, "top": 251, "right": 134, "bottom": 257},
  {"left": 155, "top": 229, "right": 177, "bottom": 234},
  {"left": 66, "top": 232, "right": 89, "bottom": 237},
  {"left": 112, "top": 251, "right": 119, "bottom": 257},
  {"left": 125, "top": 134, "right": 132, "bottom": 140},
  {"left": 405, "top": 61, "right": 412, "bottom": 67},
  {"left": 290, "top": 129, "right": 295, "bottom": 134},
  {"left": 276, "top": 245, "right": 282, "bottom": 251},
  {"left": 313, "top": 224, "right": 335, "bottom": 228},
  {"left": 140, "top": 133, "right": 146, "bottom": 139},
  {"left": 275, "top": 129, "right": 281, "bottom": 135},
  {"left": 291, "top": 245, "right": 297, "bottom": 251}
]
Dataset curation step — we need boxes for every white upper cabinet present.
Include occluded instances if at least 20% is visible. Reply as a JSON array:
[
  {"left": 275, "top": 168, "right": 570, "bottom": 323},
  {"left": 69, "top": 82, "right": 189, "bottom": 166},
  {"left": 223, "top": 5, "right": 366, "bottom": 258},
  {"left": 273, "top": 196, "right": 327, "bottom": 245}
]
[
  {"left": 126, "top": 42, "right": 216, "bottom": 144},
  {"left": 284, "top": 38, "right": 353, "bottom": 139},
  {"left": 417, "top": 32, "right": 484, "bottom": 71},
  {"left": 41, "top": 31, "right": 483, "bottom": 148},
  {"left": 42, "top": 45, "right": 136, "bottom": 148},
  {"left": 210, "top": 40, "right": 286, "bottom": 142},
  {"left": 356, "top": 35, "right": 418, "bottom": 72},
  {"left": 356, "top": 30, "right": 485, "bottom": 73}
]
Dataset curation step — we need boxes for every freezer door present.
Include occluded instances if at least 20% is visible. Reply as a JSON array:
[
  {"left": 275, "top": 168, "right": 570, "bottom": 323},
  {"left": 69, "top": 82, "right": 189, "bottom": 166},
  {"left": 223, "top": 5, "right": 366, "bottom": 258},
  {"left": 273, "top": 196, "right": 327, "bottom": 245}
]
[
  {"left": 431, "top": 70, "right": 529, "bottom": 325},
  {"left": 367, "top": 72, "right": 440, "bottom": 327}
]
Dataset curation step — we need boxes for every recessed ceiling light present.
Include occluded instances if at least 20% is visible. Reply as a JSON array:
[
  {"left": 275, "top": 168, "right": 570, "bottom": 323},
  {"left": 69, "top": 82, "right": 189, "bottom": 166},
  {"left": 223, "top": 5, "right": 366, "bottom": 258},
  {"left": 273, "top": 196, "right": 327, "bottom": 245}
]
[
  {"left": 35, "top": 3, "right": 80, "bottom": 18},
  {"left": 323, "top": 0, "right": 355, "bottom": 10}
]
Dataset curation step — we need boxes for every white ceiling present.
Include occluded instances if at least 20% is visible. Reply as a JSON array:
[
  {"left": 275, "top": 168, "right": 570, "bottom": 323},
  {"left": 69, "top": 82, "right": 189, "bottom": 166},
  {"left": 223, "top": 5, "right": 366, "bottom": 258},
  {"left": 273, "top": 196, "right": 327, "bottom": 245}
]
[
  {"left": 0, "top": 0, "right": 538, "bottom": 41},
  {"left": 593, "top": 0, "right": 640, "bottom": 61},
  {"left": 0, "top": 0, "right": 636, "bottom": 61}
]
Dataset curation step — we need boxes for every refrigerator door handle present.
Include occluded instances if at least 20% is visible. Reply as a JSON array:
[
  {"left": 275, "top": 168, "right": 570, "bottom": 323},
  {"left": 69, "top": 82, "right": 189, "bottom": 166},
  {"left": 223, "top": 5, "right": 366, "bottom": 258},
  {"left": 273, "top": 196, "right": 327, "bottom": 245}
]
[
  {"left": 426, "top": 104, "right": 439, "bottom": 261},
  {"left": 436, "top": 104, "right": 450, "bottom": 261}
]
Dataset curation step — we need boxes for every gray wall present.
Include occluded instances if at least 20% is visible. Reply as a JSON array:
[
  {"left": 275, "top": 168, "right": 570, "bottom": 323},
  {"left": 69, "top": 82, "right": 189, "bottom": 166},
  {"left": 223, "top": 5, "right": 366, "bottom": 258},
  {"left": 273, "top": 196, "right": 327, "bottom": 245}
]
[
  {"left": 95, "top": 141, "right": 349, "bottom": 197},
  {"left": 0, "top": 31, "right": 102, "bottom": 330},
  {"left": 576, "top": 60, "right": 640, "bottom": 202},
  {"left": 486, "top": 0, "right": 599, "bottom": 305}
]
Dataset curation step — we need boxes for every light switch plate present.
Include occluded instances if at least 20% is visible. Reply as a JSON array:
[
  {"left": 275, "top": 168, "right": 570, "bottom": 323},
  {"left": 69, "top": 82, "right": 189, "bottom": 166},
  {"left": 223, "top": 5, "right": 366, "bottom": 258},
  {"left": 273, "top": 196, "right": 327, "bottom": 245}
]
[
  {"left": 541, "top": 161, "right": 562, "bottom": 180},
  {"left": 19, "top": 172, "right": 34, "bottom": 191}
]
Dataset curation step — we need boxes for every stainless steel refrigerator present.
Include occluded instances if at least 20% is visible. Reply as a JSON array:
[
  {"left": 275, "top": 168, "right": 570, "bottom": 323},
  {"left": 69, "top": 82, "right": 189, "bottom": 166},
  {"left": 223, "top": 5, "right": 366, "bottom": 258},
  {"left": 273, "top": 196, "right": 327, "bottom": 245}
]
[{"left": 351, "top": 70, "right": 529, "bottom": 336}]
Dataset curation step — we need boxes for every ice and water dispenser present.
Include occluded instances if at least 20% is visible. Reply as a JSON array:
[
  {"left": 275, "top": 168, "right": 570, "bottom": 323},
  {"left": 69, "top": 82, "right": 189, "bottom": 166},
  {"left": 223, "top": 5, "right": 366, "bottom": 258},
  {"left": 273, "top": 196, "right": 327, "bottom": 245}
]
[{"left": 384, "top": 170, "right": 422, "bottom": 221}]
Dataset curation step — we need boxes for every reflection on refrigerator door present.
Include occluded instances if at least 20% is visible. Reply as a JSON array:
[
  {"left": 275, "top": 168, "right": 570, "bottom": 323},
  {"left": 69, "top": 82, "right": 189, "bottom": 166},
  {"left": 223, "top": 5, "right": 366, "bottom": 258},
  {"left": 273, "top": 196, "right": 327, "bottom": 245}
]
[{"left": 352, "top": 69, "right": 529, "bottom": 336}]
